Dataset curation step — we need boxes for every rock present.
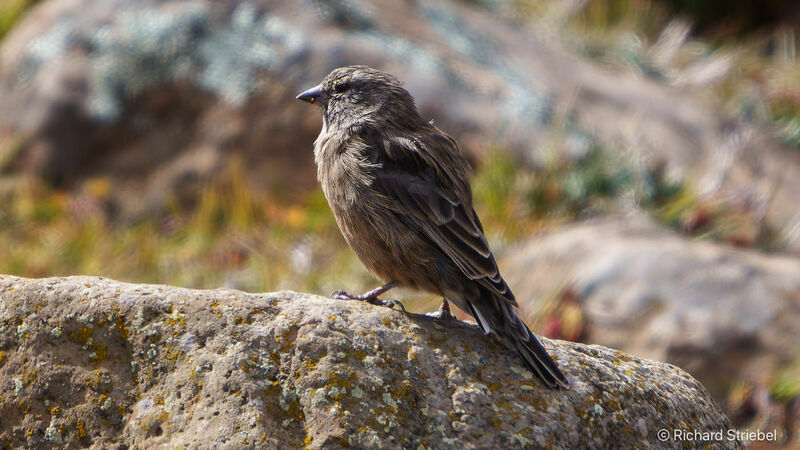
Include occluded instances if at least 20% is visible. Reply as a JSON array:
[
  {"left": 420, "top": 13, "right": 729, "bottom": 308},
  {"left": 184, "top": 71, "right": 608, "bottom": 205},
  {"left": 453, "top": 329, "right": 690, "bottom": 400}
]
[
  {"left": 1, "top": 0, "right": 799, "bottom": 245},
  {"left": 503, "top": 216, "right": 800, "bottom": 407},
  {"left": 0, "top": 275, "right": 740, "bottom": 448}
]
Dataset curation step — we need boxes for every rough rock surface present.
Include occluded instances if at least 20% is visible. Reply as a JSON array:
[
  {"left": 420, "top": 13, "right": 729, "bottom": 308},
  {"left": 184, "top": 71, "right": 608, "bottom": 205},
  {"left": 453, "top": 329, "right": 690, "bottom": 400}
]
[
  {"left": 504, "top": 216, "right": 800, "bottom": 404},
  {"left": 1, "top": 0, "right": 798, "bottom": 245},
  {"left": 0, "top": 275, "right": 740, "bottom": 449}
]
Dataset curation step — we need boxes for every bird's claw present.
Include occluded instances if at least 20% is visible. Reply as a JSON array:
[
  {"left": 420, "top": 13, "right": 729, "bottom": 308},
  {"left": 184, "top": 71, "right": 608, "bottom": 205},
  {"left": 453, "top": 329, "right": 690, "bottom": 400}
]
[
  {"left": 330, "top": 289, "right": 357, "bottom": 300},
  {"left": 330, "top": 289, "right": 406, "bottom": 312},
  {"left": 377, "top": 298, "right": 407, "bottom": 312},
  {"left": 427, "top": 300, "right": 458, "bottom": 321}
]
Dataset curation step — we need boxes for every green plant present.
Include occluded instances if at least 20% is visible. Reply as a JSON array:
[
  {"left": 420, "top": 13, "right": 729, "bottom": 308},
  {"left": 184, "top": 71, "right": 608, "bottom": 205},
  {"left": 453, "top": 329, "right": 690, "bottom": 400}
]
[{"left": 0, "top": 0, "right": 38, "bottom": 42}]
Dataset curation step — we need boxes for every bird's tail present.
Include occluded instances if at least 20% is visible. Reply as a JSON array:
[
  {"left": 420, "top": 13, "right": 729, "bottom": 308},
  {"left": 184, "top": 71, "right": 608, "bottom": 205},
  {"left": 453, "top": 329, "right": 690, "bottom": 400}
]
[{"left": 463, "top": 289, "right": 568, "bottom": 389}]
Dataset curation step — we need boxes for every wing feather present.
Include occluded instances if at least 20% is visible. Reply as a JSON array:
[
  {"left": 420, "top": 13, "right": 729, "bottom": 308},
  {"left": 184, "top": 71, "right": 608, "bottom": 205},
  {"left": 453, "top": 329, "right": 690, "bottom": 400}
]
[{"left": 361, "top": 127, "right": 516, "bottom": 306}]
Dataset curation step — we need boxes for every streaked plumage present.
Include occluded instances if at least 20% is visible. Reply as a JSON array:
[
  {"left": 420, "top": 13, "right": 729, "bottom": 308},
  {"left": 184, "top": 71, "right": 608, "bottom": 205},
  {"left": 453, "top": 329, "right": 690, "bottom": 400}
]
[{"left": 297, "top": 66, "right": 568, "bottom": 389}]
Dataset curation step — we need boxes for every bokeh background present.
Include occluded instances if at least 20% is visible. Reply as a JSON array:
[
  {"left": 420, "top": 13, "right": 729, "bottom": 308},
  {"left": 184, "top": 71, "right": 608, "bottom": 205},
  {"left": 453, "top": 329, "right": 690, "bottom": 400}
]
[{"left": 1, "top": 0, "right": 799, "bottom": 446}]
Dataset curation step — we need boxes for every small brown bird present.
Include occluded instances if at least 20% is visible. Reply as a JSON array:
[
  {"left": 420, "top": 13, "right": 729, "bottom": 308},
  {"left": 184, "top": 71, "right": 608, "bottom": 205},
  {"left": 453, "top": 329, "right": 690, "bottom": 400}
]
[{"left": 297, "top": 66, "right": 568, "bottom": 389}]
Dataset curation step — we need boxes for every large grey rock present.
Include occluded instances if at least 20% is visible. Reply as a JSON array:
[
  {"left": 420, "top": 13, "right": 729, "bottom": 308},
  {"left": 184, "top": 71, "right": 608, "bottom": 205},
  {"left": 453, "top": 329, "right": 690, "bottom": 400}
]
[
  {"left": 1, "top": 0, "right": 799, "bottom": 246},
  {"left": 0, "top": 275, "right": 740, "bottom": 449},
  {"left": 503, "top": 216, "right": 800, "bottom": 405}
]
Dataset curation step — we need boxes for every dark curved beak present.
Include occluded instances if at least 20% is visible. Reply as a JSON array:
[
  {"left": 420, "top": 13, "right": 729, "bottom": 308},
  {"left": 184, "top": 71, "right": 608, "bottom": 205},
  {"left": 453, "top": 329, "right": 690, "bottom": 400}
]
[{"left": 296, "top": 84, "right": 327, "bottom": 107}]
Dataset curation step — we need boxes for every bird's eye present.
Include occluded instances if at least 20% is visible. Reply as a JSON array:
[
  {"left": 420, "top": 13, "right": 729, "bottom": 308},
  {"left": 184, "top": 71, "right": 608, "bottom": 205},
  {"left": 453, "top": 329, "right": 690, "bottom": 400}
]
[{"left": 334, "top": 82, "right": 351, "bottom": 94}]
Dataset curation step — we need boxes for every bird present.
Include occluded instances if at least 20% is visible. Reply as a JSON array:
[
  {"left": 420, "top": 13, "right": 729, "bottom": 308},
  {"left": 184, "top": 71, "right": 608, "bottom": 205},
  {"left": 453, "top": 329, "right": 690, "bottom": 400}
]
[{"left": 296, "top": 65, "right": 568, "bottom": 389}]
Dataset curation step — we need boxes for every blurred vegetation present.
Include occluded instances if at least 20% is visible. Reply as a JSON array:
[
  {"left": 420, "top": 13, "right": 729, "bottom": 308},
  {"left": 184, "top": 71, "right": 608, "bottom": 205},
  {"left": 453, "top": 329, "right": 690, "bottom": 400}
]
[
  {"left": 0, "top": 143, "right": 769, "bottom": 307},
  {"left": 0, "top": 161, "right": 360, "bottom": 295},
  {"left": 509, "top": 0, "right": 800, "bottom": 149},
  {"left": 772, "top": 360, "right": 800, "bottom": 403},
  {"left": 0, "top": 0, "right": 37, "bottom": 41},
  {"left": 472, "top": 146, "right": 774, "bottom": 249},
  {"left": 659, "top": 0, "right": 799, "bottom": 38},
  {"left": 472, "top": 148, "right": 633, "bottom": 239}
]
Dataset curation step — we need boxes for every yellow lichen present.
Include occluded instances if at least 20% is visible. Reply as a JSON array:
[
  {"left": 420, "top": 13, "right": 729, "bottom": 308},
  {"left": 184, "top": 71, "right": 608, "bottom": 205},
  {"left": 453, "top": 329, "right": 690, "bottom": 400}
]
[
  {"left": 76, "top": 421, "right": 87, "bottom": 440},
  {"left": 70, "top": 326, "right": 93, "bottom": 343},
  {"left": 615, "top": 350, "right": 632, "bottom": 362},
  {"left": 15, "top": 400, "right": 30, "bottom": 414},
  {"left": 163, "top": 344, "right": 183, "bottom": 366}
]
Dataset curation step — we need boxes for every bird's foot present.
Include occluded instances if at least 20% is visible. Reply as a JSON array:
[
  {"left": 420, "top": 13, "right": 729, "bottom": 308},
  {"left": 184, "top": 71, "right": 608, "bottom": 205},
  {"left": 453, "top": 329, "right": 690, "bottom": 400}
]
[
  {"left": 330, "top": 289, "right": 406, "bottom": 312},
  {"left": 427, "top": 299, "right": 458, "bottom": 321},
  {"left": 329, "top": 289, "right": 374, "bottom": 301},
  {"left": 374, "top": 297, "right": 407, "bottom": 312}
]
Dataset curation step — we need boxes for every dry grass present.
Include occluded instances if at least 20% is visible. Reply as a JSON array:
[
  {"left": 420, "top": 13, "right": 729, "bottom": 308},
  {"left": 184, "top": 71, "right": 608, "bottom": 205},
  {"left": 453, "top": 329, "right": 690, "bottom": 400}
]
[{"left": 510, "top": 0, "right": 800, "bottom": 148}]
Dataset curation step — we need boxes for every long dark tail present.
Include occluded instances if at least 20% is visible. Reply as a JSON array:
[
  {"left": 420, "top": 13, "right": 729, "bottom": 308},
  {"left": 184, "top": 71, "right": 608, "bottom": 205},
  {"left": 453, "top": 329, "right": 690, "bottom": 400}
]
[{"left": 463, "top": 291, "right": 569, "bottom": 389}]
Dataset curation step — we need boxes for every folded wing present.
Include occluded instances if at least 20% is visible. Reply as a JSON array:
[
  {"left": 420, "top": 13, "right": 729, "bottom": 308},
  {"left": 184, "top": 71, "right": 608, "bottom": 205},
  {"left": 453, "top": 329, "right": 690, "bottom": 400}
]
[{"left": 361, "top": 128, "right": 517, "bottom": 306}]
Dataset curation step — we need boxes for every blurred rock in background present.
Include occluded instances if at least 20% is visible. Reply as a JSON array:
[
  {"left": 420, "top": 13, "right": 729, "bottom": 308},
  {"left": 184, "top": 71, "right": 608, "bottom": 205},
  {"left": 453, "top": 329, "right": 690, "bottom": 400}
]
[{"left": 504, "top": 216, "right": 800, "bottom": 430}]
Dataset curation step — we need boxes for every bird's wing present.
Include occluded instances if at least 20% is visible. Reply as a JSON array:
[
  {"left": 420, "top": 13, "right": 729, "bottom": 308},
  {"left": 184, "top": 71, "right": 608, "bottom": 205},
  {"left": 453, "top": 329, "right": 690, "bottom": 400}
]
[{"left": 361, "top": 127, "right": 517, "bottom": 306}]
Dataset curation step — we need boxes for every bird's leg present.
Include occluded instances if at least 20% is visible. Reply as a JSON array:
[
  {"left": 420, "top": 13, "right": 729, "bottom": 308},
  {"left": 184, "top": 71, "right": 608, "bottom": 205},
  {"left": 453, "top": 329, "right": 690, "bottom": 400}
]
[
  {"left": 331, "top": 281, "right": 405, "bottom": 311},
  {"left": 331, "top": 281, "right": 396, "bottom": 301},
  {"left": 429, "top": 299, "right": 458, "bottom": 321}
]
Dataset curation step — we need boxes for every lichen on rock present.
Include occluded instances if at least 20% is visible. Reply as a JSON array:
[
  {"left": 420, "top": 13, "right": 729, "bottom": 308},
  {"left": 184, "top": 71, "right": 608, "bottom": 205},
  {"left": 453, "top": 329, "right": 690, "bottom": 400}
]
[{"left": 0, "top": 275, "right": 741, "bottom": 448}]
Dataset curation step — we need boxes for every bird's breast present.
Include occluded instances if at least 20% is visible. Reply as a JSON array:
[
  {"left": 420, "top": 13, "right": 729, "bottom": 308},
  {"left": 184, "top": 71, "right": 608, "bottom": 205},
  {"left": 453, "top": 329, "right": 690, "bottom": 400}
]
[
  {"left": 315, "top": 133, "right": 379, "bottom": 203},
  {"left": 313, "top": 131, "right": 436, "bottom": 288}
]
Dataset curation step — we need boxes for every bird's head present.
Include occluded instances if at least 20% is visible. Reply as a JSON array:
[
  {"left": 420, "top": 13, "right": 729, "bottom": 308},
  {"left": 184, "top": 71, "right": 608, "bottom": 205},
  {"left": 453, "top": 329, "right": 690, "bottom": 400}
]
[{"left": 296, "top": 65, "right": 420, "bottom": 129}]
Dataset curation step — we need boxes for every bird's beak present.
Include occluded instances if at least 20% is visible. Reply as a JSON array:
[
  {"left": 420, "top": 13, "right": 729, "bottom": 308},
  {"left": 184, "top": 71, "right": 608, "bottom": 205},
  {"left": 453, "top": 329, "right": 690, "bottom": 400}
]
[{"left": 296, "top": 84, "right": 327, "bottom": 107}]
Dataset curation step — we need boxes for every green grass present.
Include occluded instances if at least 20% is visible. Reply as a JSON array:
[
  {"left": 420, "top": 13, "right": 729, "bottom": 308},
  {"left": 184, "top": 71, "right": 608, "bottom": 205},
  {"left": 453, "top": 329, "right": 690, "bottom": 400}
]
[
  {"left": 0, "top": 0, "right": 38, "bottom": 42},
  {"left": 772, "top": 360, "right": 800, "bottom": 403},
  {"left": 472, "top": 148, "right": 632, "bottom": 239},
  {"left": 0, "top": 147, "right": 665, "bottom": 309},
  {"left": 0, "top": 160, "right": 448, "bottom": 311},
  {"left": 471, "top": 144, "right": 778, "bottom": 249},
  {"left": 0, "top": 163, "right": 347, "bottom": 293}
]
